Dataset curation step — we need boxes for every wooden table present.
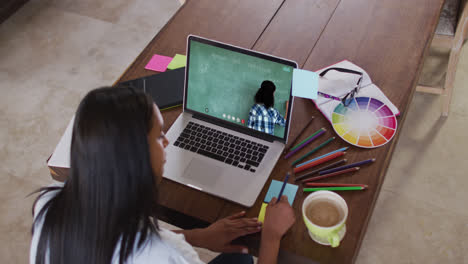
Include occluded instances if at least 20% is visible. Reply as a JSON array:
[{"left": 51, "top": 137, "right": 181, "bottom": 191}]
[{"left": 49, "top": 0, "right": 445, "bottom": 263}]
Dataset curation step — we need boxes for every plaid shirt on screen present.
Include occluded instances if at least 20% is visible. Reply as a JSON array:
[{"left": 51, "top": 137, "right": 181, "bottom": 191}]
[{"left": 247, "top": 104, "right": 286, "bottom": 135}]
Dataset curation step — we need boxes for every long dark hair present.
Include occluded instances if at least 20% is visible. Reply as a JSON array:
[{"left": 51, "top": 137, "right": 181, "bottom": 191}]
[
  {"left": 32, "top": 86, "right": 159, "bottom": 264},
  {"left": 254, "top": 80, "right": 276, "bottom": 108}
]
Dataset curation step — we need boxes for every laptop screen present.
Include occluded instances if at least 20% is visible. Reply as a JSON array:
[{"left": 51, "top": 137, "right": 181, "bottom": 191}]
[{"left": 185, "top": 36, "right": 297, "bottom": 141}]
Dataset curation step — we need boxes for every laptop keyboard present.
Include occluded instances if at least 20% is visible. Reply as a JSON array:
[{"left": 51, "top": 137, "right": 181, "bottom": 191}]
[{"left": 173, "top": 122, "right": 268, "bottom": 173}]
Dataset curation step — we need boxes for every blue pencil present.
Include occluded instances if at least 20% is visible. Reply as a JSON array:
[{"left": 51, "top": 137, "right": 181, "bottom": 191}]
[
  {"left": 318, "top": 158, "right": 376, "bottom": 175},
  {"left": 276, "top": 173, "right": 290, "bottom": 203},
  {"left": 295, "top": 147, "right": 348, "bottom": 168}
]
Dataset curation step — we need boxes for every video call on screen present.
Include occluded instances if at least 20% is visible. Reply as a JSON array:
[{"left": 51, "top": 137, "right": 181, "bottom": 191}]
[{"left": 186, "top": 40, "right": 293, "bottom": 138}]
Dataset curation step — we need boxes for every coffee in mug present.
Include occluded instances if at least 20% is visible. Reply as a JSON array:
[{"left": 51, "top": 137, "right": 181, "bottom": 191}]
[
  {"left": 302, "top": 191, "right": 348, "bottom": 247},
  {"left": 305, "top": 199, "right": 344, "bottom": 227}
]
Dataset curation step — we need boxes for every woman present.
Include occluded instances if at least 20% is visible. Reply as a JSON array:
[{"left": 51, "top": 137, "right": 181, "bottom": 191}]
[
  {"left": 247, "top": 81, "right": 287, "bottom": 135},
  {"left": 31, "top": 86, "right": 295, "bottom": 264}
]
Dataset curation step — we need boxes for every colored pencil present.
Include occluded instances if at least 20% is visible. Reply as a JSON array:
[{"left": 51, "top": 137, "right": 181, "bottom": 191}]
[
  {"left": 284, "top": 129, "right": 326, "bottom": 159},
  {"left": 284, "top": 116, "right": 315, "bottom": 152},
  {"left": 318, "top": 158, "right": 376, "bottom": 175},
  {"left": 291, "top": 137, "right": 335, "bottom": 166},
  {"left": 293, "top": 151, "right": 345, "bottom": 173},
  {"left": 276, "top": 173, "right": 290, "bottom": 203},
  {"left": 304, "top": 183, "right": 368, "bottom": 188},
  {"left": 290, "top": 128, "right": 325, "bottom": 151},
  {"left": 302, "top": 167, "right": 360, "bottom": 183},
  {"left": 294, "top": 159, "right": 347, "bottom": 182},
  {"left": 303, "top": 186, "right": 366, "bottom": 192},
  {"left": 295, "top": 147, "right": 348, "bottom": 168}
]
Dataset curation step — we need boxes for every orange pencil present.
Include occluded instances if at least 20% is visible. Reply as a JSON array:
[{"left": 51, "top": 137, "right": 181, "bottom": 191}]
[
  {"left": 293, "top": 151, "right": 345, "bottom": 173},
  {"left": 302, "top": 167, "right": 360, "bottom": 183},
  {"left": 304, "top": 183, "right": 367, "bottom": 188}
]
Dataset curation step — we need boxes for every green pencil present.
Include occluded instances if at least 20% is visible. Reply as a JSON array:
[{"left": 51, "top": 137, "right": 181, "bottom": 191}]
[
  {"left": 291, "top": 137, "right": 335, "bottom": 166},
  {"left": 303, "top": 186, "right": 366, "bottom": 192},
  {"left": 290, "top": 128, "right": 325, "bottom": 151}
]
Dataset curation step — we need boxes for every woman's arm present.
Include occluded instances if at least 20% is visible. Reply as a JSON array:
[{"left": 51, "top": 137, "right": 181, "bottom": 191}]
[
  {"left": 172, "top": 228, "right": 205, "bottom": 248},
  {"left": 258, "top": 196, "right": 296, "bottom": 264},
  {"left": 258, "top": 232, "right": 281, "bottom": 264},
  {"left": 173, "top": 211, "right": 261, "bottom": 253}
]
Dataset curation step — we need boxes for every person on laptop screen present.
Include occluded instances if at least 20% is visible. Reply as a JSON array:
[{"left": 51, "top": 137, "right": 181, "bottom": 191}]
[
  {"left": 30, "top": 86, "right": 295, "bottom": 264},
  {"left": 248, "top": 80, "right": 287, "bottom": 135}
]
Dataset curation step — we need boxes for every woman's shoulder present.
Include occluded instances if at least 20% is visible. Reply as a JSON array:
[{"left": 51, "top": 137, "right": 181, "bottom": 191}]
[
  {"left": 127, "top": 228, "right": 204, "bottom": 264},
  {"left": 33, "top": 182, "right": 64, "bottom": 219},
  {"left": 30, "top": 182, "right": 64, "bottom": 264}
]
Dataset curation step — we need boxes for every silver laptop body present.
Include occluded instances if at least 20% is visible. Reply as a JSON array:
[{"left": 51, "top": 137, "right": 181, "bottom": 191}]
[{"left": 163, "top": 35, "right": 297, "bottom": 207}]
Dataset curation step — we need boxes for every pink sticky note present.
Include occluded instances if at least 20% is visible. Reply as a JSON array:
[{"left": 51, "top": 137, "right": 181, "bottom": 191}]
[{"left": 144, "top": 54, "right": 173, "bottom": 72}]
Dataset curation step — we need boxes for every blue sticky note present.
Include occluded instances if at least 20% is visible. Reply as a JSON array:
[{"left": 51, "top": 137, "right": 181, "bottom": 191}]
[
  {"left": 292, "top": 68, "right": 318, "bottom": 99},
  {"left": 264, "top": 180, "right": 299, "bottom": 205}
]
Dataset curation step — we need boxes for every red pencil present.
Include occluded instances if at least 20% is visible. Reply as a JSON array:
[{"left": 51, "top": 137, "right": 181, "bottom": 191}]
[
  {"left": 304, "top": 183, "right": 368, "bottom": 188},
  {"left": 302, "top": 167, "right": 360, "bottom": 183},
  {"left": 293, "top": 151, "right": 345, "bottom": 173}
]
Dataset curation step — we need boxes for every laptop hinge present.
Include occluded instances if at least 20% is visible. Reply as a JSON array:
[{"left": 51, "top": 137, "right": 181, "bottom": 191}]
[{"left": 192, "top": 113, "right": 275, "bottom": 143}]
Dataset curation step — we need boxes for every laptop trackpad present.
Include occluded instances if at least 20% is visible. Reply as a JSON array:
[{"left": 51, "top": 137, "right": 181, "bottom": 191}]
[{"left": 182, "top": 158, "right": 221, "bottom": 187}]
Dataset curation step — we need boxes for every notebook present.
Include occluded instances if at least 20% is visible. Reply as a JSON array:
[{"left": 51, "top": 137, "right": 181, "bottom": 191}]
[{"left": 118, "top": 67, "right": 185, "bottom": 110}]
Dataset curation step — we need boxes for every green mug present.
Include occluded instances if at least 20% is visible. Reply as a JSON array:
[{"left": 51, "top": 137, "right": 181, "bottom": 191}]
[{"left": 302, "top": 191, "right": 348, "bottom": 247}]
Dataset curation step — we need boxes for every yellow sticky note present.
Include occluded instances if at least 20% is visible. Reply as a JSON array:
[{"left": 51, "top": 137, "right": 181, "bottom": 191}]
[
  {"left": 167, "top": 54, "right": 186, "bottom": 70},
  {"left": 258, "top": 203, "right": 268, "bottom": 223}
]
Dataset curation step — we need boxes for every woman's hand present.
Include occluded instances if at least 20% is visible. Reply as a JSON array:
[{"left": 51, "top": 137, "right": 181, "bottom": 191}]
[
  {"left": 263, "top": 195, "right": 295, "bottom": 241},
  {"left": 201, "top": 211, "right": 261, "bottom": 253},
  {"left": 257, "top": 195, "right": 296, "bottom": 264},
  {"left": 179, "top": 211, "right": 261, "bottom": 253}
]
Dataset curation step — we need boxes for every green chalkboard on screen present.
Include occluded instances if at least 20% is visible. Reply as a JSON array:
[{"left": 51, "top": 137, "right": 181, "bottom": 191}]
[{"left": 186, "top": 41, "right": 293, "bottom": 138}]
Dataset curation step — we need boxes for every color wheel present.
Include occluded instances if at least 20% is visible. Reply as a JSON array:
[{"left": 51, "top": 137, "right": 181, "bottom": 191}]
[{"left": 332, "top": 97, "right": 397, "bottom": 148}]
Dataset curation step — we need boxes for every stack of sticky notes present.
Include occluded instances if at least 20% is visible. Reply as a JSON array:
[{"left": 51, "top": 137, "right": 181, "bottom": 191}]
[
  {"left": 292, "top": 68, "right": 319, "bottom": 100},
  {"left": 167, "top": 54, "right": 187, "bottom": 70},
  {"left": 145, "top": 54, "right": 173, "bottom": 72},
  {"left": 258, "top": 180, "right": 299, "bottom": 223},
  {"left": 145, "top": 53, "right": 187, "bottom": 72}
]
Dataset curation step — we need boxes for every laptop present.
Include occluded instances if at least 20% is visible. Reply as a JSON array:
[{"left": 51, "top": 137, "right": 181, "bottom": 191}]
[{"left": 163, "top": 35, "right": 297, "bottom": 207}]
